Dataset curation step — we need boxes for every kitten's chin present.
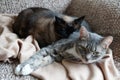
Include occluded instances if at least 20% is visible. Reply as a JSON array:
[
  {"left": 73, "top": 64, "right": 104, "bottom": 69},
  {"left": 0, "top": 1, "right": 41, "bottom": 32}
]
[
  {"left": 81, "top": 58, "right": 94, "bottom": 64},
  {"left": 81, "top": 58, "right": 98, "bottom": 64},
  {"left": 82, "top": 56, "right": 106, "bottom": 64},
  {"left": 82, "top": 60, "right": 97, "bottom": 64},
  {"left": 83, "top": 58, "right": 104, "bottom": 64}
]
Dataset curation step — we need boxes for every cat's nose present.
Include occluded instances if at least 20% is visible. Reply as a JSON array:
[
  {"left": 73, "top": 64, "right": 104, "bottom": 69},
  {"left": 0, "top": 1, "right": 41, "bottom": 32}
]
[{"left": 86, "top": 54, "right": 91, "bottom": 60}]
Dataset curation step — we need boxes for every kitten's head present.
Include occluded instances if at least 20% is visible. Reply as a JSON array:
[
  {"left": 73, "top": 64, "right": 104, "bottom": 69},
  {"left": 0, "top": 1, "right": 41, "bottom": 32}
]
[
  {"left": 76, "top": 26, "right": 113, "bottom": 63},
  {"left": 54, "top": 16, "right": 85, "bottom": 39}
]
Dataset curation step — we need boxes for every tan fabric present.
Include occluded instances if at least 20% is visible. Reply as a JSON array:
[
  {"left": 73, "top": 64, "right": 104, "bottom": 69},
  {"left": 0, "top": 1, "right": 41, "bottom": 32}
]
[
  {"left": 0, "top": 14, "right": 119, "bottom": 80},
  {"left": 32, "top": 52, "right": 120, "bottom": 80},
  {"left": 31, "top": 50, "right": 120, "bottom": 80}
]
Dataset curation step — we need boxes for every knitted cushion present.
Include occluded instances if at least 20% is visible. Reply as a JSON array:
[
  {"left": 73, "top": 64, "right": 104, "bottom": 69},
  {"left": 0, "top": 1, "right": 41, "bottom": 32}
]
[
  {"left": 0, "top": 0, "right": 71, "bottom": 13},
  {"left": 65, "top": 0, "right": 120, "bottom": 37},
  {"left": 0, "top": 61, "right": 38, "bottom": 80}
]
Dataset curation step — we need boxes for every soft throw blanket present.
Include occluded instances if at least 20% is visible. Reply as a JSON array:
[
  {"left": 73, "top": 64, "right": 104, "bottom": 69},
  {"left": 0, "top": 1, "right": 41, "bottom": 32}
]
[{"left": 0, "top": 14, "right": 119, "bottom": 80}]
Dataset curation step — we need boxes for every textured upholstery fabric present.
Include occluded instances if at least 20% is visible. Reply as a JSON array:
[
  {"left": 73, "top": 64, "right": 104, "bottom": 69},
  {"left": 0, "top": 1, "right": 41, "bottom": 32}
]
[
  {"left": 0, "top": 0, "right": 120, "bottom": 80},
  {"left": 0, "top": 0, "right": 71, "bottom": 13},
  {"left": 65, "top": 0, "right": 120, "bottom": 37},
  {"left": 0, "top": 61, "right": 38, "bottom": 80}
]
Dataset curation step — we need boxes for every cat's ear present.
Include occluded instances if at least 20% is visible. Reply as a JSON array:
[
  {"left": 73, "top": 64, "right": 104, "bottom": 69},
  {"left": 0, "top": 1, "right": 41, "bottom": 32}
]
[
  {"left": 100, "top": 36, "right": 113, "bottom": 49},
  {"left": 79, "top": 26, "right": 89, "bottom": 40},
  {"left": 74, "top": 16, "right": 85, "bottom": 24},
  {"left": 55, "top": 16, "right": 66, "bottom": 25}
]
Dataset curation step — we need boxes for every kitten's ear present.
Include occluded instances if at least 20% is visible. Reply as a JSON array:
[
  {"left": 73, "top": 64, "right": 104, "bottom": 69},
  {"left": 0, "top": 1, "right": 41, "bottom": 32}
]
[
  {"left": 79, "top": 26, "right": 89, "bottom": 40},
  {"left": 74, "top": 16, "right": 85, "bottom": 24},
  {"left": 100, "top": 36, "right": 113, "bottom": 49},
  {"left": 55, "top": 16, "right": 66, "bottom": 25}
]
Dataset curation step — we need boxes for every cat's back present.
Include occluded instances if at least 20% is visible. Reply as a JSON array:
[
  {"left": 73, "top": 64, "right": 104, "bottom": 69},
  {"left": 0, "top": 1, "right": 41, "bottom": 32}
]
[
  {"left": 14, "top": 7, "right": 57, "bottom": 25},
  {"left": 12, "top": 7, "right": 57, "bottom": 37},
  {"left": 19, "top": 7, "right": 54, "bottom": 16},
  {"left": 28, "top": 7, "right": 57, "bottom": 18},
  {"left": 17, "top": 7, "right": 57, "bottom": 23}
]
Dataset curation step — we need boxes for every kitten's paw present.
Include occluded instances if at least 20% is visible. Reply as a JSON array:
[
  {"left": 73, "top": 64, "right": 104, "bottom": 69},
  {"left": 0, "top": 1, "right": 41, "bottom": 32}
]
[{"left": 15, "top": 64, "right": 33, "bottom": 76}]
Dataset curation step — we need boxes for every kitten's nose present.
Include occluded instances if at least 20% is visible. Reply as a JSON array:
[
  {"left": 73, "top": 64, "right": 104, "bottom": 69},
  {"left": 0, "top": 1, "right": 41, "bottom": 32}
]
[{"left": 86, "top": 54, "right": 91, "bottom": 60}]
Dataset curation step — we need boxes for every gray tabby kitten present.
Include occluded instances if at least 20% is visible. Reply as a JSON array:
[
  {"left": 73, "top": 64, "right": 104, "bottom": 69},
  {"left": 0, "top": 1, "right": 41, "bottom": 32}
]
[{"left": 15, "top": 26, "right": 113, "bottom": 76}]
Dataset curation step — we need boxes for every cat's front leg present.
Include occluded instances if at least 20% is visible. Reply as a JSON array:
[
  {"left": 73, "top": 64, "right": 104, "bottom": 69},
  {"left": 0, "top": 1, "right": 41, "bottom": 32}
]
[{"left": 15, "top": 48, "right": 55, "bottom": 75}]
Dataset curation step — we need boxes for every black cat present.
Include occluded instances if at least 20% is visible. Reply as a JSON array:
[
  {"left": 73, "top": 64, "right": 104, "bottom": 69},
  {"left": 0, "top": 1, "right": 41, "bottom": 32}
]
[{"left": 12, "top": 7, "right": 85, "bottom": 47}]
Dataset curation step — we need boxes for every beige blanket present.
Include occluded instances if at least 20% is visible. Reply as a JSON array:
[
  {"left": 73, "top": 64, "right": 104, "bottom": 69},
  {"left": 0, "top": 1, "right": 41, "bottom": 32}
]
[{"left": 0, "top": 14, "right": 119, "bottom": 80}]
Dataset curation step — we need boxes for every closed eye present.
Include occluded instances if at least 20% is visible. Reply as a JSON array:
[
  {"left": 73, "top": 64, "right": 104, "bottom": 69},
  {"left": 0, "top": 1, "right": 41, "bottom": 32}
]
[{"left": 92, "top": 52, "right": 100, "bottom": 56}]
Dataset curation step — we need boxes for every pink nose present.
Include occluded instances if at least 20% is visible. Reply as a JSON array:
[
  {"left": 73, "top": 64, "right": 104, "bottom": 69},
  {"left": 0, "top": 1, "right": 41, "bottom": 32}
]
[{"left": 86, "top": 54, "right": 91, "bottom": 60}]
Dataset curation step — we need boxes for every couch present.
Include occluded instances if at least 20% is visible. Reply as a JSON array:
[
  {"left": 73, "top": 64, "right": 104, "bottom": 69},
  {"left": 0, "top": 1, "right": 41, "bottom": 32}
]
[{"left": 0, "top": 0, "right": 120, "bottom": 80}]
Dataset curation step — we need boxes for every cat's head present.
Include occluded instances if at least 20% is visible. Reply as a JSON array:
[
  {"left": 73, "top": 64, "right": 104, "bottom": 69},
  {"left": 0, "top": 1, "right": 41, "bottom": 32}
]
[
  {"left": 77, "top": 26, "right": 113, "bottom": 63},
  {"left": 54, "top": 16, "right": 85, "bottom": 39}
]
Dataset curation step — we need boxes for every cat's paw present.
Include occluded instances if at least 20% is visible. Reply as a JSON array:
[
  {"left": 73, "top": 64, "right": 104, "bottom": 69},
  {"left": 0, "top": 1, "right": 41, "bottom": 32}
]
[{"left": 15, "top": 64, "right": 33, "bottom": 76}]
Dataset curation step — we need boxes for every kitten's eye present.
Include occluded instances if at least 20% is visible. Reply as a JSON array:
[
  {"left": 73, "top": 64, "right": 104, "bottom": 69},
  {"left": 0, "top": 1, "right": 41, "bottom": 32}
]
[
  {"left": 96, "top": 52, "right": 99, "bottom": 54},
  {"left": 93, "top": 52, "right": 96, "bottom": 55},
  {"left": 93, "top": 52, "right": 99, "bottom": 55},
  {"left": 92, "top": 51, "right": 95, "bottom": 54}
]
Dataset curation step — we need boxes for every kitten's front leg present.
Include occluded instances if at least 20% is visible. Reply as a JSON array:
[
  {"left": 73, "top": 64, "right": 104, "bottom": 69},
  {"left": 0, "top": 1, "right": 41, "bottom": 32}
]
[
  {"left": 15, "top": 39, "right": 74, "bottom": 75},
  {"left": 15, "top": 48, "right": 55, "bottom": 75}
]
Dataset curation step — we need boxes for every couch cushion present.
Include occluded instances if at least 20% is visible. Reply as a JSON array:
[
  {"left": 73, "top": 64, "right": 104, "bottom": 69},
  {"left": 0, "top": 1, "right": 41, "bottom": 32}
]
[
  {"left": 0, "top": 61, "right": 38, "bottom": 80},
  {"left": 112, "top": 37, "right": 120, "bottom": 71},
  {"left": 65, "top": 0, "right": 120, "bottom": 37},
  {"left": 0, "top": 0, "right": 71, "bottom": 13}
]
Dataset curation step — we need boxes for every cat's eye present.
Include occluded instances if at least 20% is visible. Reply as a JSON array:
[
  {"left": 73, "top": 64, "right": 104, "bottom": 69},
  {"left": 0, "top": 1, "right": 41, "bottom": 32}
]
[
  {"left": 93, "top": 52, "right": 99, "bottom": 55},
  {"left": 96, "top": 52, "right": 99, "bottom": 54},
  {"left": 93, "top": 52, "right": 96, "bottom": 55}
]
